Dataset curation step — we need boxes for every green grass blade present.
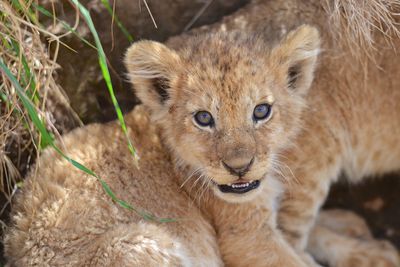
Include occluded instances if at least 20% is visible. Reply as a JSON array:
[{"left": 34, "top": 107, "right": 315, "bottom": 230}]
[
  {"left": 0, "top": 59, "right": 172, "bottom": 222},
  {"left": 11, "top": 0, "right": 40, "bottom": 26},
  {"left": 70, "top": 0, "right": 139, "bottom": 163},
  {"left": 0, "top": 89, "right": 8, "bottom": 103},
  {"left": 0, "top": 60, "right": 54, "bottom": 147},
  {"left": 100, "top": 0, "right": 134, "bottom": 43}
]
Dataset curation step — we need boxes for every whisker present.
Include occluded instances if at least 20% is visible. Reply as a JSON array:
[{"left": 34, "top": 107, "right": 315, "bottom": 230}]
[
  {"left": 197, "top": 176, "right": 211, "bottom": 203},
  {"left": 180, "top": 167, "right": 202, "bottom": 188},
  {"left": 270, "top": 157, "right": 296, "bottom": 187},
  {"left": 272, "top": 152, "right": 299, "bottom": 184}
]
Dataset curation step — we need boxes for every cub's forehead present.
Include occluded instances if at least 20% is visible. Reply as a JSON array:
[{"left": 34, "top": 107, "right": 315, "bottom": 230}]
[
  {"left": 179, "top": 32, "right": 268, "bottom": 72},
  {"left": 176, "top": 33, "right": 273, "bottom": 103}
]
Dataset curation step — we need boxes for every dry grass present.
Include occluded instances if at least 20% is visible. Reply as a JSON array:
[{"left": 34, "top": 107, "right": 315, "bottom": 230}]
[
  {"left": 324, "top": 0, "right": 400, "bottom": 60},
  {"left": 0, "top": 0, "right": 80, "bottom": 220}
]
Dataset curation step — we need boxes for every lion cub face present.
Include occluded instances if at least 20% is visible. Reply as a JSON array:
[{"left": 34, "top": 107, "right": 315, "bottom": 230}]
[{"left": 125, "top": 25, "right": 320, "bottom": 203}]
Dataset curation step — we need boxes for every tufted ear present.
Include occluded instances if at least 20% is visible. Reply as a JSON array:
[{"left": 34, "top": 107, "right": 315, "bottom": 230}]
[
  {"left": 124, "top": 40, "right": 182, "bottom": 111},
  {"left": 271, "top": 25, "right": 321, "bottom": 95}
]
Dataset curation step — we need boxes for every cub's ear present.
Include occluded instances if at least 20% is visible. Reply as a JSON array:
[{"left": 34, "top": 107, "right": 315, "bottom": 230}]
[
  {"left": 124, "top": 40, "right": 181, "bottom": 111},
  {"left": 271, "top": 25, "right": 320, "bottom": 95}
]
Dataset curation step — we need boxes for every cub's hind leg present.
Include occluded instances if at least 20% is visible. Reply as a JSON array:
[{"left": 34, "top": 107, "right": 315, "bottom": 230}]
[{"left": 308, "top": 209, "right": 399, "bottom": 267}]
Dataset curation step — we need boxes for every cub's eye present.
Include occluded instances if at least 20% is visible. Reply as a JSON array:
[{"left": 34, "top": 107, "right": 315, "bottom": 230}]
[
  {"left": 194, "top": 111, "right": 214, "bottom": 127},
  {"left": 253, "top": 103, "right": 272, "bottom": 122}
]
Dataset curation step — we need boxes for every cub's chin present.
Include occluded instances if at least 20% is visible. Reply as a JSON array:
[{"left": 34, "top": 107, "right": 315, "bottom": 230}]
[{"left": 211, "top": 178, "right": 265, "bottom": 203}]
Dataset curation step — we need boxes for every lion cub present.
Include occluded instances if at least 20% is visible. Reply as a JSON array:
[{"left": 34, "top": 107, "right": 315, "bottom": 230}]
[{"left": 4, "top": 25, "right": 319, "bottom": 266}]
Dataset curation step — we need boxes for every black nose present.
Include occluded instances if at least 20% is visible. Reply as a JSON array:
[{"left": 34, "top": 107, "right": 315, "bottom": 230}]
[{"left": 222, "top": 158, "right": 254, "bottom": 177}]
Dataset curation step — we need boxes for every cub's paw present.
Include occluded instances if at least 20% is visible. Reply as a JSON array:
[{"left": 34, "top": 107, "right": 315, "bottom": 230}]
[{"left": 334, "top": 240, "right": 399, "bottom": 267}]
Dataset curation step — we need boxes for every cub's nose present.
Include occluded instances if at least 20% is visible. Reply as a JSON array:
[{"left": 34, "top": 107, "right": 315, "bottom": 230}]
[{"left": 222, "top": 158, "right": 254, "bottom": 177}]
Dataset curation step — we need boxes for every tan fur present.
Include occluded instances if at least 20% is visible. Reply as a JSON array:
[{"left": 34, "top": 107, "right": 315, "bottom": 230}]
[
  {"left": 308, "top": 210, "right": 399, "bottom": 267},
  {"left": 4, "top": 0, "right": 400, "bottom": 266}
]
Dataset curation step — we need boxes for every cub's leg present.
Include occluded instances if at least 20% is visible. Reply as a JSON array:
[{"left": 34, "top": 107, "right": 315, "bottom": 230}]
[
  {"left": 212, "top": 198, "right": 311, "bottom": 267},
  {"left": 276, "top": 127, "right": 343, "bottom": 263},
  {"left": 312, "top": 209, "right": 372, "bottom": 239},
  {"left": 277, "top": 164, "right": 335, "bottom": 251},
  {"left": 308, "top": 209, "right": 399, "bottom": 267}
]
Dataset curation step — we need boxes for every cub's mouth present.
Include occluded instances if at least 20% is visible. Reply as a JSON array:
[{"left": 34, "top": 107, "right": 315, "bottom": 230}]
[{"left": 218, "top": 180, "right": 260, "bottom": 194}]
